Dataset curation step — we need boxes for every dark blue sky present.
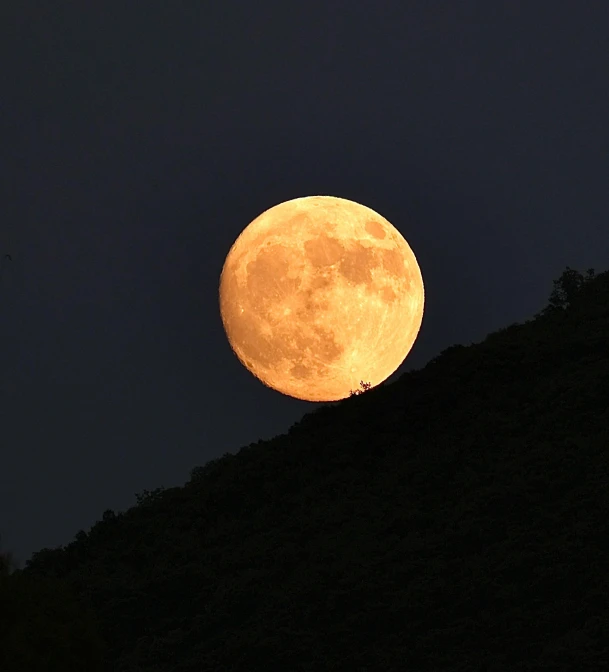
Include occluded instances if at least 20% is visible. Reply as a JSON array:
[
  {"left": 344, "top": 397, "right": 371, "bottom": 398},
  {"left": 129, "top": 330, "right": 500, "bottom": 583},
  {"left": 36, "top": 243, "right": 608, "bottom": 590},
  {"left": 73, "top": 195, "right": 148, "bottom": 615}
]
[{"left": 1, "top": 2, "right": 608, "bottom": 565}]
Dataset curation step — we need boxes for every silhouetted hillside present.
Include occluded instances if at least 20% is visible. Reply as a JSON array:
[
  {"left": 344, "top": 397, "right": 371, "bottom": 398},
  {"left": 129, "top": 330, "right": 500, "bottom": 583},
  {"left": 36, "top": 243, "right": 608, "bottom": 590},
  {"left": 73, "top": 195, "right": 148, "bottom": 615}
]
[{"left": 7, "top": 266, "right": 609, "bottom": 670}]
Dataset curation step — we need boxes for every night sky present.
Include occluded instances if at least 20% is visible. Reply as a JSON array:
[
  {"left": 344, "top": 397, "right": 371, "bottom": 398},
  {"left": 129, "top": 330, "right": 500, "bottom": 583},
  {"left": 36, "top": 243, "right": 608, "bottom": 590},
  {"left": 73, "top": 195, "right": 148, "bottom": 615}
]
[{"left": 2, "top": 2, "right": 608, "bottom": 566}]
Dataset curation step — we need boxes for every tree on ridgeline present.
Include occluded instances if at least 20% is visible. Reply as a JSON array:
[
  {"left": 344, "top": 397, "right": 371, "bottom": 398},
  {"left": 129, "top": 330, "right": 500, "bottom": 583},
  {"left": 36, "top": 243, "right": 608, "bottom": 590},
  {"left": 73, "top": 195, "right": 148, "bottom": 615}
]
[
  {"left": 536, "top": 266, "right": 595, "bottom": 317},
  {"left": 350, "top": 380, "right": 372, "bottom": 396}
]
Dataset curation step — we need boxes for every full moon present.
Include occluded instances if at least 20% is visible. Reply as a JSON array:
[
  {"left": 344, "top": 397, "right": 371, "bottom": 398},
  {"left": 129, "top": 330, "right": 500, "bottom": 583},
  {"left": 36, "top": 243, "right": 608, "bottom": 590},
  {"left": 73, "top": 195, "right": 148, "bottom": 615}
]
[{"left": 219, "top": 195, "right": 424, "bottom": 402}]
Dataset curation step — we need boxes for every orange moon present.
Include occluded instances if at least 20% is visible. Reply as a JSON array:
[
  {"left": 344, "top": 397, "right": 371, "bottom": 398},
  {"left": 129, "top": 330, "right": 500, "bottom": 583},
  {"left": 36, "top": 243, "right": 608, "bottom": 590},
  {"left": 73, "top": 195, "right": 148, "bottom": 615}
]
[{"left": 219, "top": 195, "right": 424, "bottom": 402}]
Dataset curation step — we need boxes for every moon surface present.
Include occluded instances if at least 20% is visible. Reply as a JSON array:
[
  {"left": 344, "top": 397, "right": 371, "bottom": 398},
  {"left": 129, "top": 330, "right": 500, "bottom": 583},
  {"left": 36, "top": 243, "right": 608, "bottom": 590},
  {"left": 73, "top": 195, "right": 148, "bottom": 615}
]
[{"left": 219, "top": 195, "right": 424, "bottom": 402}]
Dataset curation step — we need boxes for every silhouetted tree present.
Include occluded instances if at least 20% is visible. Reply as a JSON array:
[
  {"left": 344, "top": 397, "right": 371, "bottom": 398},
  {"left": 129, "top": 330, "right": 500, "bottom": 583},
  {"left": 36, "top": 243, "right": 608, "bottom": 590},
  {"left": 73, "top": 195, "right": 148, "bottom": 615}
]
[
  {"left": 537, "top": 266, "right": 595, "bottom": 317},
  {"left": 350, "top": 381, "right": 372, "bottom": 396},
  {"left": 135, "top": 486, "right": 166, "bottom": 506}
]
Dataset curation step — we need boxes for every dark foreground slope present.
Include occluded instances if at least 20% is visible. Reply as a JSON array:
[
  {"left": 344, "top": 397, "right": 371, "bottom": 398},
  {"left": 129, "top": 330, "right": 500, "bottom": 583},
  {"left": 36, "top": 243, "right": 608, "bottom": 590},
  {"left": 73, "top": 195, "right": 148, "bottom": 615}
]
[{"left": 17, "top": 268, "right": 609, "bottom": 670}]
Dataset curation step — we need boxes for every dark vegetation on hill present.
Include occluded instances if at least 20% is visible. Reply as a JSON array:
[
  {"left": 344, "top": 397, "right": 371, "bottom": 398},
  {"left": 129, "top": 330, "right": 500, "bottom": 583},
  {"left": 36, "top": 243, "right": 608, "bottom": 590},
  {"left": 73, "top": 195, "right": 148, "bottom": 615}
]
[{"left": 2, "top": 266, "right": 608, "bottom": 671}]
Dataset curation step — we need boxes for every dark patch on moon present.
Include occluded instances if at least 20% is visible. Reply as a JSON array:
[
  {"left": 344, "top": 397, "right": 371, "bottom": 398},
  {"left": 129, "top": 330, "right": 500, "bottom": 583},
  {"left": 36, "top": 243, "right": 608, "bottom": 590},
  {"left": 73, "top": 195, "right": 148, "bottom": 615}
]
[
  {"left": 246, "top": 245, "right": 301, "bottom": 309},
  {"left": 311, "top": 324, "right": 344, "bottom": 361},
  {"left": 365, "top": 219, "right": 386, "bottom": 239},
  {"left": 290, "top": 363, "right": 312, "bottom": 380},
  {"left": 304, "top": 234, "right": 345, "bottom": 267},
  {"left": 310, "top": 274, "right": 332, "bottom": 291},
  {"left": 380, "top": 286, "right": 397, "bottom": 302},
  {"left": 381, "top": 248, "right": 404, "bottom": 276},
  {"left": 338, "top": 244, "right": 376, "bottom": 284},
  {"left": 288, "top": 212, "right": 310, "bottom": 227},
  {"left": 299, "top": 287, "right": 330, "bottom": 316}
]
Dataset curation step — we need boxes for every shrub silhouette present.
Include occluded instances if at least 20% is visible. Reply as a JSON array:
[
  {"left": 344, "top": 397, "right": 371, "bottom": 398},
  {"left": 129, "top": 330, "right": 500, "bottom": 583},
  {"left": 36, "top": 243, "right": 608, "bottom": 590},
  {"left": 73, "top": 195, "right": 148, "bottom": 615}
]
[
  {"left": 536, "top": 265, "right": 595, "bottom": 317},
  {"left": 349, "top": 380, "right": 372, "bottom": 396}
]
